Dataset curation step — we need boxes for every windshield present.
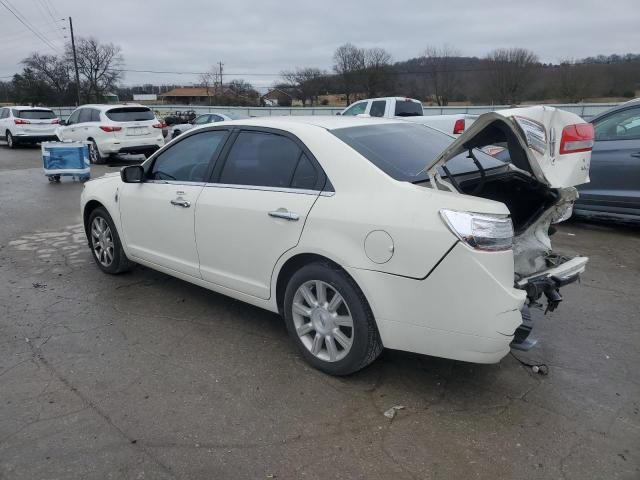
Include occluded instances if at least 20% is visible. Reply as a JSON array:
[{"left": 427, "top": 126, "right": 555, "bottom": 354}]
[
  {"left": 106, "top": 107, "right": 154, "bottom": 122},
  {"left": 331, "top": 123, "right": 505, "bottom": 183},
  {"left": 15, "top": 109, "right": 56, "bottom": 120},
  {"left": 394, "top": 100, "right": 423, "bottom": 117}
]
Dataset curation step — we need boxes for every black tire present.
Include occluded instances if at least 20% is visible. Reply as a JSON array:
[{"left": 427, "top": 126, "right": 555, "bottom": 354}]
[
  {"left": 283, "top": 262, "right": 383, "bottom": 375},
  {"left": 6, "top": 131, "right": 15, "bottom": 148},
  {"left": 87, "top": 206, "right": 134, "bottom": 274},
  {"left": 89, "top": 140, "right": 106, "bottom": 164}
]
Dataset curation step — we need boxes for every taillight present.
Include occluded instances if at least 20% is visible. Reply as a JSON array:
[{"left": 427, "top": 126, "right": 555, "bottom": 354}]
[
  {"left": 51, "top": 119, "right": 60, "bottom": 124},
  {"left": 14, "top": 119, "right": 30, "bottom": 125},
  {"left": 440, "top": 209, "right": 514, "bottom": 252},
  {"left": 453, "top": 118, "right": 465, "bottom": 135},
  {"left": 99, "top": 126, "right": 122, "bottom": 132},
  {"left": 152, "top": 123, "right": 164, "bottom": 129},
  {"left": 559, "top": 123, "right": 594, "bottom": 154}
]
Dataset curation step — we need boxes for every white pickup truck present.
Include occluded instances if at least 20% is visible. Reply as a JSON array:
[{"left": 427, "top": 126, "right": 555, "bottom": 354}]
[{"left": 338, "top": 96, "right": 476, "bottom": 136}]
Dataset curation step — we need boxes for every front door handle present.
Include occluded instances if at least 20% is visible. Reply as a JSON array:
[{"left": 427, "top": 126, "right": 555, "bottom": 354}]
[
  {"left": 631, "top": 152, "right": 640, "bottom": 159},
  {"left": 170, "top": 199, "right": 191, "bottom": 208},
  {"left": 268, "top": 209, "right": 299, "bottom": 221}
]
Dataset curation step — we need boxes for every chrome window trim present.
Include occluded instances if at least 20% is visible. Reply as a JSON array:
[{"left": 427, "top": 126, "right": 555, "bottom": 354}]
[
  {"left": 203, "top": 182, "right": 334, "bottom": 196},
  {"left": 144, "top": 180, "right": 207, "bottom": 187}
]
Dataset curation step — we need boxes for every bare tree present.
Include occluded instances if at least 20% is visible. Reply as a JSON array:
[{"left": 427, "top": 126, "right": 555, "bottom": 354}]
[
  {"left": 421, "top": 45, "right": 460, "bottom": 106},
  {"left": 198, "top": 71, "right": 215, "bottom": 105},
  {"left": 556, "top": 58, "right": 586, "bottom": 102},
  {"left": 363, "top": 48, "right": 392, "bottom": 97},
  {"left": 485, "top": 47, "right": 539, "bottom": 104},
  {"left": 281, "top": 67, "right": 325, "bottom": 105},
  {"left": 333, "top": 43, "right": 365, "bottom": 105},
  {"left": 21, "top": 53, "right": 71, "bottom": 99},
  {"left": 65, "top": 37, "right": 123, "bottom": 102}
]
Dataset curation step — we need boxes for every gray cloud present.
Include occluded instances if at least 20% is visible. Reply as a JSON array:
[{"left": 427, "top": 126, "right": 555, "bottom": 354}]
[{"left": 1, "top": 0, "right": 638, "bottom": 89}]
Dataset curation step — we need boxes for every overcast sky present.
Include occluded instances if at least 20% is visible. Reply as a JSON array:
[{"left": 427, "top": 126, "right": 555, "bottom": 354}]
[{"left": 1, "top": 0, "right": 638, "bottom": 91}]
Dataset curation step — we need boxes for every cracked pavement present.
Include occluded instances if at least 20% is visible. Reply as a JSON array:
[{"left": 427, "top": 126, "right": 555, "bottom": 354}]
[{"left": 1, "top": 146, "right": 639, "bottom": 479}]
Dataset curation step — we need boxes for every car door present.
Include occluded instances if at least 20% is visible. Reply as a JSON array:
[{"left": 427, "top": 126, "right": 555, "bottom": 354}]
[
  {"left": 58, "top": 109, "right": 82, "bottom": 141},
  {"left": 0, "top": 108, "right": 8, "bottom": 138},
  {"left": 119, "top": 129, "right": 229, "bottom": 277},
  {"left": 579, "top": 106, "right": 640, "bottom": 212},
  {"left": 195, "top": 128, "right": 326, "bottom": 299}
]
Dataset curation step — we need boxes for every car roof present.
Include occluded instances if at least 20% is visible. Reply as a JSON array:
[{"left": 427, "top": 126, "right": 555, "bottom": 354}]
[
  {"left": 10, "top": 105, "right": 54, "bottom": 111},
  {"left": 592, "top": 98, "right": 640, "bottom": 120},
  {"left": 78, "top": 103, "right": 150, "bottom": 111},
  {"left": 211, "top": 115, "right": 406, "bottom": 131},
  {"left": 351, "top": 97, "right": 421, "bottom": 103}
]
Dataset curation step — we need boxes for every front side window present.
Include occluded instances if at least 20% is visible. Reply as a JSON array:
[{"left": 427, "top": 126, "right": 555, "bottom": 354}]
[
  {"left": 369, "top": 101, "right": 386, "bottom": 117},
  {"left": 342, "top": 101, "right": 367, "bottom": 116},
  {"left": 0, "top": 108, "right": 7, "bottom": 119},
  {"left": 219, "top": 131, "right": 303, "bottom": 188},
  {"left": 66, "top": 109, "right": 81, "bottom": 125},
  {"left": 106, "top": 107, "right": 154, "bottom": 122},
  {"left": 594, "top": 107, "right": 640, "bottom": 141},
  {"left": 149, "top": 130, "right": 227, "bottom": 182}
]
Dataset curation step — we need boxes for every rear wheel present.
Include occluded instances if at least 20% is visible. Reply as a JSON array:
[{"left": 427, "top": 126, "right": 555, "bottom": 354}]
[
  {"left": 89, "top": 140, "right": 107, "bottom": 164},
  {"left": 6, "top": 131, "right": 15, "bottom": 148},
  {"left": 283, "top": 262, "right": 383, "bottom": 375},
  {"left": 88, "top": 207, "right": 134, "bottom": 274}
]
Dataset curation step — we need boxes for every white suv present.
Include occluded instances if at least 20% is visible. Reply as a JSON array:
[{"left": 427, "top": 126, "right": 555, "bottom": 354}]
[
  {"left": 56, "top": 104, "right": 165, "bottom": 163},
  {"left": 0, "top": 106, "right": 60, "bottom": 148}
]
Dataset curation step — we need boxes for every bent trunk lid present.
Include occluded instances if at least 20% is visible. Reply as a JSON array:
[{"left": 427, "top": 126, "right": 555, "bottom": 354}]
[{"left": 426, "top": 106, "right": 591, "bottom": 189}]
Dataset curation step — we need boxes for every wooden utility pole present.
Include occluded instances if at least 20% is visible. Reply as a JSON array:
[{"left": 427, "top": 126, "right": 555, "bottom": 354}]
[
  {"left": 69, "top": 17, "right": 81, "bottom": 105},
  {"left": 217, "top": 61, "right": 224, "bottom": 93}
]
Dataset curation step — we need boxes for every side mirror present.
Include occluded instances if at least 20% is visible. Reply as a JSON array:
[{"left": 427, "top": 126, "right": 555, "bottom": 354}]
[
  {"left": 335, "top": 112, "right": 342, "bottom": 116},
  {"left": 121, "top": 165, "right": 144, "bottom": 183},
  {"left": 59, "top": 119, "right": 67, "bottom": 126}
]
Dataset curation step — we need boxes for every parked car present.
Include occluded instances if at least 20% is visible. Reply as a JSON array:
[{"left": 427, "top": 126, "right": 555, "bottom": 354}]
[
  {"left": 338, "top": 97, "right": 475, "bottom": 135},
  {"left": 56, "top": 104, "right": 165, "bottom": 164},
  {"left": 574, "top": 98, "right": 640, "bottom": 222},
  {"left": 0, "top": 106, "right": 60, "bottom": 148},
  {"left": 81, "top": 107, "right": 591, "bottom": 375},
  {"left": 169, "top": 112, "right": 248, "bottom": 139}
]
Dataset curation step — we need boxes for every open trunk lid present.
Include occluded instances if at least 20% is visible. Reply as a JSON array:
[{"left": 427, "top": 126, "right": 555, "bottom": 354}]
[{"left": 426, "top": 105, "right": 593, "bottom": 190}]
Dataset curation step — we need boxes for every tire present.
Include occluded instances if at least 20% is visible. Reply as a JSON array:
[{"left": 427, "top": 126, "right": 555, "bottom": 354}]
[
  {"left": 87, "top": 206, "right": 134, "bottom": 274},
  {"left": 89, "top": 140, "right": 107, "bottom": 164},
  {"left": 283, "top": 262, "right": 383, "bottom": 375},
  {"left": 6, "top": 131, "right": 15, "bottom": 148}
]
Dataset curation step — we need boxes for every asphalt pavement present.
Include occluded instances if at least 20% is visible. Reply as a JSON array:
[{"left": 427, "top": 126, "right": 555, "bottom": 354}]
[{"left": 0, "top": 144, "right": 638, "bottom": 479}]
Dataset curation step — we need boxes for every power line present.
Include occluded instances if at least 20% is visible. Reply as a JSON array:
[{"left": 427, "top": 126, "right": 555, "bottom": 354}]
[
  {"left": 0, "top": 0, "right": 61, "bottom": 53},
  {"left": 37, "top": 0, "right": 66, "bottom": 42}
]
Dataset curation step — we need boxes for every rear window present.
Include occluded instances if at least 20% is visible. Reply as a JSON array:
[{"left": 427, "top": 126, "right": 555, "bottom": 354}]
[
  {"left": 394, "top": 101, "right": 423, "bottom": 117},
  {"left": 331, "top": 123, "right": 503, "bottom": 182},
  {"left": 14, "top": 109, "right": 56, "bottom": 120},
  {"left": 105, "top": 107, "right": 154, "bottom": 122}
]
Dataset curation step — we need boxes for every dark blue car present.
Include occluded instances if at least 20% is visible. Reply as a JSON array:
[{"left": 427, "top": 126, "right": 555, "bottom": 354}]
[{"left": 575, "top": 99, "right": 640, "bottom": 222}]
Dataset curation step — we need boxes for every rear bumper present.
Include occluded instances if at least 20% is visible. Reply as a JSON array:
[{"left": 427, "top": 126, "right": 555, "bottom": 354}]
[
  {"left": 12, "top": 134, "right": 58, "bottom": 143},
  {"left": 347, "top": 242, "right": 527, "bottom": 364},
  {"left": 99, "top": 136, "right": 164, "bottom": 155}
]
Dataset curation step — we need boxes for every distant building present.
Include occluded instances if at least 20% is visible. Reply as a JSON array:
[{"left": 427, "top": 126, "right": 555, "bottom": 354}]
[
  {"left": 260, "top": 88, "right": 294, "bottom": 107},
  {"left": 159, "top": 87, "right": 216, "bottom": 104},
  {"left": 133, "top": 94, "right": 158, "bottom": 102},
  {"left": 104, "top": 92, "right": 119, "bottom": 103}
]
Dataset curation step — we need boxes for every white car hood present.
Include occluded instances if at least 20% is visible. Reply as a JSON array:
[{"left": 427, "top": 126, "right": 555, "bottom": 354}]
[{"left": 426, "top": 106, "right": 591, "bottom": 189}]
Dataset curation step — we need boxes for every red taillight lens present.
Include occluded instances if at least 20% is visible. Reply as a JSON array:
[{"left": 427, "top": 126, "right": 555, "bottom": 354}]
[
  {"left": 453, "top": 118, "right": 465, "bottom": 135},
  {"left": 99, "top": 126, "right": 122, "bottom": 132},
  {"left": 559, "top": 123, "right": 594, "bottom": 154},
  {"left": 51, "top": 118, "right": 60, "bottom": 124},
  {"left": 152, "top": 123, "right": 164, "bottom": 129},
  {"left": 14, "top": 119, "right": 30, "bottom": 125}
]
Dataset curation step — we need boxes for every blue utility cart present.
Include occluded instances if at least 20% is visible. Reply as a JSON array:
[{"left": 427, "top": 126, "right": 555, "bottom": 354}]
[{"left": 42, "top": 141, "right": 90, "bottom": 183}]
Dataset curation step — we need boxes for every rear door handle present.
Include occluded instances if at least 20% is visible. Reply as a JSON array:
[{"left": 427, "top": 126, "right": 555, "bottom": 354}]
[
  {"left": 268, "top": 210, "right": 299, "bottom": 221},
  {"left": 631, "top": 152, "right": 640, "bottom": 158},
  {"left": 170, "top": 199, "right": 191, "bottom": 208}
]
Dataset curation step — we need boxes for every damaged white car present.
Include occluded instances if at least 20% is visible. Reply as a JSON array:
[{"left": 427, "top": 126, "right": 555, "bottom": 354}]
[{"left": 80, "top": 107, "right": 592, "bottom": 375}]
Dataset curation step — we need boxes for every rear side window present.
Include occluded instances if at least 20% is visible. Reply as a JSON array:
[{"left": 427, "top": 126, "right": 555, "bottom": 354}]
[
  {"left": 106, "top": 107, "right": 154, "bottom": 122},
  {"left": 150, "top": 130, "right": 227, "bottom": 182},
  {"left": 219, "top": 131, "right": 303, "bottom": 188},
  {"left": 594, "top": 107, "right": 640, "bottom": 141},
  {"left": 291, "top": 153, "right": 318, "bottom": 190},
  {"left": 369, "top": 101, "right": 386, "bottom": 117},
  {"left": 394, "top": 100, "right": 422, "bottom": 117},
  {"left": 14, "top": 109, "right": 56, "bottom": 120},
  {"left": 78, "top": 109, "right": 93, "bottom": 123},
  {"left": 91, "top": 109, "right": 101, "bottom": 122}
]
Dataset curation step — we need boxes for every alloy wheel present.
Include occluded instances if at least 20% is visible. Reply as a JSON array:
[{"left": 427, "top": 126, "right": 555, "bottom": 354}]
[
  {"left": 91, "top": 216, "right": 114, "bottom": 267},
  {"left": 89, "top": 142, "right": 99, "bottom": 163},
  {"left": 292, "top": 280, "right": 354, "bottom": 362}
]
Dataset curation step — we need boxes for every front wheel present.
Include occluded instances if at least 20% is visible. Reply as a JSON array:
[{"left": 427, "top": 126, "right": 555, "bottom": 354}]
[
  {"left": 88, "top": 207, "right": 134, "bottom": 274},
  {"left": 283, "top": 262, "right": 383, "bottom": 375}
]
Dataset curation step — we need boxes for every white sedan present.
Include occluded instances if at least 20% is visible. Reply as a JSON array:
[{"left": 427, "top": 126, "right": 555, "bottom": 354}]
[
  {"left": 169, "top": 112, "right": 247, "bottom": 139},
  {"left": 81, "top": 109, "right": 593, "bottom": 375}
]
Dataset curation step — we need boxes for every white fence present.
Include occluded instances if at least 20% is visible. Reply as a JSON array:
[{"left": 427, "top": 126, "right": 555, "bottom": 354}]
[{"left": 49, "top": 102, "right": 619, "bottom": 121}]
